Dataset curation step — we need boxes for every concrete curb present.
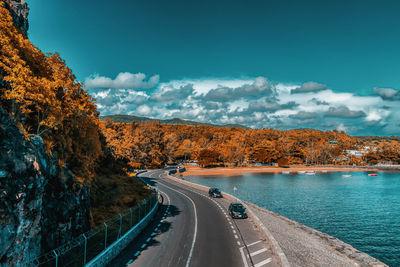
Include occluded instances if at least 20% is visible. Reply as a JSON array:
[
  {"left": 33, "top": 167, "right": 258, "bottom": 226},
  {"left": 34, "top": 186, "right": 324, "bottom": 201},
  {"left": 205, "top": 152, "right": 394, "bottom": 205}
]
[{"left": 165, "top": 173, "right": 290, "bottom": 267}]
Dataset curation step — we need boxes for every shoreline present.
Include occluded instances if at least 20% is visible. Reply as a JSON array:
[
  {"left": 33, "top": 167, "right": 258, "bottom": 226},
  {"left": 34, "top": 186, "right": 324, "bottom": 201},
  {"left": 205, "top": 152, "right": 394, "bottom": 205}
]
[{"left": 182, "top": 166, "right": 380, "bottom": 176}]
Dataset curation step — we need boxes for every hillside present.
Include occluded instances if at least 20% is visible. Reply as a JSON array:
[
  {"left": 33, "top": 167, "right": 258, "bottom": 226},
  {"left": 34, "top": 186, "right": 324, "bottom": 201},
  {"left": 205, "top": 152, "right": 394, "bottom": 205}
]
[
  {"left": 101, "top": 114, "right": 250, "bottom": 129},
  {"left": 0, "top": 1, "right": 151, "bottom": 264}
]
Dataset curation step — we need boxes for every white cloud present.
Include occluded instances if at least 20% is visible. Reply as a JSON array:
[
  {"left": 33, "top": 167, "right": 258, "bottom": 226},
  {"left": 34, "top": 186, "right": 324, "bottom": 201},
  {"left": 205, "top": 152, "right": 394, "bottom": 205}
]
[
  {"left": 85, "top": 73, "right": 400, "bottom": 135},
  {"left": 136, "top": 104, "right": 152, "bottom": 116},
  {"left": 85, "top": 72, "right": 159, "bottom": 89}
]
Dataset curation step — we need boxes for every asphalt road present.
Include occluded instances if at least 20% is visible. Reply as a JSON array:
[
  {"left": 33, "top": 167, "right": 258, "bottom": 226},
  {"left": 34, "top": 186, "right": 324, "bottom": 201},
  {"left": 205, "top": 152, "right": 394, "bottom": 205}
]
[{"left": 110, "top": 170, "right": 278, "bottom": 267}]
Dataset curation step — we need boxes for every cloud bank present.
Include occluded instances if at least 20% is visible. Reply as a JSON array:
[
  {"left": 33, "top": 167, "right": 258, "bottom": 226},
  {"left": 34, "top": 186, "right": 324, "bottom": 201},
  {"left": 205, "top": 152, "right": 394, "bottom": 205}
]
[{"left": 85, "top": 72, "right": 400, "bottom": 135}]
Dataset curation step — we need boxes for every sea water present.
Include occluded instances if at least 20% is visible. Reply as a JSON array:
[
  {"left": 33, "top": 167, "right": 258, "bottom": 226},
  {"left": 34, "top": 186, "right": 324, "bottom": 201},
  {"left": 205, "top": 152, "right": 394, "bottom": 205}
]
[{"left": 186, "top": 171, "right": 400, "bottom": 266}]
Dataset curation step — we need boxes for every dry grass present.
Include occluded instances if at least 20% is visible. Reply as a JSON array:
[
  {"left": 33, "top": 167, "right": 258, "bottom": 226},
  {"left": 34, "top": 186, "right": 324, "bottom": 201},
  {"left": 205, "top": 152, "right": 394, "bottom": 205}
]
[{"left": 90, "top": 165, "right": 151, "bottom": 226}]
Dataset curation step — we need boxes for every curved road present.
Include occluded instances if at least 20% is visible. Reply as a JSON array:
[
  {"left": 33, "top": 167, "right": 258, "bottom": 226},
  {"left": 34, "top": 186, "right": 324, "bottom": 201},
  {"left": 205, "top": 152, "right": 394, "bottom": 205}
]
[{"left": 110, "top": 170, "right": 278, "bottom": 267}]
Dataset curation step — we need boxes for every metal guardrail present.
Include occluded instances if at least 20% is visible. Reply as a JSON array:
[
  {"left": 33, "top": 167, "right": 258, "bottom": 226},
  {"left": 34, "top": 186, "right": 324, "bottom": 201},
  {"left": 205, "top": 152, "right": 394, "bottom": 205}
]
[{"left": 30, "top": 184, "right": 159, "bottom": 267}]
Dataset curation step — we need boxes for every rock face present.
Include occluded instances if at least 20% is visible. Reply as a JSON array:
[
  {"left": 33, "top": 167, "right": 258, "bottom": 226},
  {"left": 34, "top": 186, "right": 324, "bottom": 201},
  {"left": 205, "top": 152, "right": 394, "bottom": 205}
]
[
  {"left": 2, "top": 0, "right": 29, "bottom": 35},
  {"left": 0, "top": 108, "right": 91, "bottom": 265}
]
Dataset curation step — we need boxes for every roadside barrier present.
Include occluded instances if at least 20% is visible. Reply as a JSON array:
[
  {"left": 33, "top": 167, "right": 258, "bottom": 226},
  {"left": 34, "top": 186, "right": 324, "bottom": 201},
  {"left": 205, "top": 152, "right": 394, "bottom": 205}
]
[{"left": 30, "top": 186, "right": 159, "bottom": 267}]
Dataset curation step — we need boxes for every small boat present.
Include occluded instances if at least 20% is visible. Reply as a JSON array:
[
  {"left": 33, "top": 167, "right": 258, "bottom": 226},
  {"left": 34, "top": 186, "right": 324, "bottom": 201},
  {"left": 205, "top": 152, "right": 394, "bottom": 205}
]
[
  {"left": 297, "top": 171, "right": 306, "bottom": 174},
  {"left": 282, "top": 171, "right": 291, "bottom": 174},
  {"left": 305, "top": 171, "right": 316, "bottom": 175},
  {"left": 368, "top": 173, "right": 378, "bottom": 177},
  {"left": 321, "top": 170, "right": 328, "bottom": 173},
  {"left": 342, "top": 174, "right": 352, "bottom": 178}
]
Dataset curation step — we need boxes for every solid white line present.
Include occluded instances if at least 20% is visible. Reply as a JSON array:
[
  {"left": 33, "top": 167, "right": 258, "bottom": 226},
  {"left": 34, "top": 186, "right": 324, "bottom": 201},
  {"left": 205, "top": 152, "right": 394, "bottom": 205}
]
[
  {"left": 254, "top": 258, "right": 272, "bottom": 267},
  {"left": 158, "top": 180, "right": 198, "bottom": 267},
  {"left": 239, "top": 247, "right": 249, "bottom": 267},
  {"left": 250, "top": 248, "right": 268, "bottom": 257},
  {"left": 247, "top": 240, "right": 262, "bottom": 247}
]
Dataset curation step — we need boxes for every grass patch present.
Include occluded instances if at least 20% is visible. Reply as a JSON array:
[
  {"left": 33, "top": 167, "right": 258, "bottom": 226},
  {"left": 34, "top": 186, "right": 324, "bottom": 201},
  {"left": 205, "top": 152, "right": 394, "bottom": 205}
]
[{"left": 90, "top": 165, "right": 151, "bottom": 226}]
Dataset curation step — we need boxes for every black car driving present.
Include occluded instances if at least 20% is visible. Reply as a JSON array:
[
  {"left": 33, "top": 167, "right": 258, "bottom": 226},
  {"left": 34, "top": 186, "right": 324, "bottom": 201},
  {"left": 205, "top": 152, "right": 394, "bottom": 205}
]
[
  {"left": 229, "top": 203, "right": 247, "bottom": 219},
  {"left": 208, "top": 188, "right": 223, "bottom": 198}
]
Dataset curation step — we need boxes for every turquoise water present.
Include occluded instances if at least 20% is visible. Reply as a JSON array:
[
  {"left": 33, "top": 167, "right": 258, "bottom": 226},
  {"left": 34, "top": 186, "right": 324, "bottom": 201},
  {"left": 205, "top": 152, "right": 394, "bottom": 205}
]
[{"left": 186, "top": 171, "right": 400, "bottom": 266}]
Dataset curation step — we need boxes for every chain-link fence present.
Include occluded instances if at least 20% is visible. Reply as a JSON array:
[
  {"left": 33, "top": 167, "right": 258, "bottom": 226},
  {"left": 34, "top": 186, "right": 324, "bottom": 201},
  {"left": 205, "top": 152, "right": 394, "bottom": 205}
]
[{"left": 30, "top": 192, "right": 159, "bottom": 267}]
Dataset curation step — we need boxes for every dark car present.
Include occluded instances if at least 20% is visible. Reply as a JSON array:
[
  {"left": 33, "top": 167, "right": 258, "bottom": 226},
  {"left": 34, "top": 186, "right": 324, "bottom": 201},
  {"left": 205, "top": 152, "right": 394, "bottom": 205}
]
[
  {"left": 208, "top": 188, "right": 223, "bottom": 198},
  {"left": 229, "top": 203, "right": 248, "bottom": 219}
]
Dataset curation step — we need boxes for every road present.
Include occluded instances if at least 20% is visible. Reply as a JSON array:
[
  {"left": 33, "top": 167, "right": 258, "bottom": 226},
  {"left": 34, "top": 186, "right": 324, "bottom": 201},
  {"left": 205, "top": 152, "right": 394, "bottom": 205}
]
[{"left": 110, "top": 169, "right": 278, "bottom": 267}]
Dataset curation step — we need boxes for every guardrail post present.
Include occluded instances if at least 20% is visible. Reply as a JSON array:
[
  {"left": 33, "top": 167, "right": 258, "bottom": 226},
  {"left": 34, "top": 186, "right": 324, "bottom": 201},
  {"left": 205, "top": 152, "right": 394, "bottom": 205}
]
[
  {"left": 118, "top": 213, "right": 122, "bottom": 238},
  {"left": 104, "top": 222, "right": 108, "bottom": 249},
  {"left": 53, "top": 250, "right": 58, "bottom": 267},
  {"left": 83, "top": 234, "right": 87, "bottom": 265},
  {"left": 129, "top": 208, "right": 133, "bottom": 227}
]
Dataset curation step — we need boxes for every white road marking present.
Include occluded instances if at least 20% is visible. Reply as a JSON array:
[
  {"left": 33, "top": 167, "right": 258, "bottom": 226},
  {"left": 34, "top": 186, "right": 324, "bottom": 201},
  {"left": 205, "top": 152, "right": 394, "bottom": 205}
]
[
  {"left": 157, "top": 224, "right": 161, "bottom": 227},
  {"left": 247, "top": 240, "right": 262, "bottom": 247},
  {"left": 239, "top": 247, "right": 249, "bottom": 267},
  {"left": 231, "top": 226, "right": 234, "bottom": 229},
  {"left": 146, "top": 237, "right": 151, "bottom": 243},
  {"left": 126, "top": 259, "right": 133, "bottom": 265},
  {"left": 254, "top": 258, "right": 272, "bottom": 267},
  {"left": 134, "top": 251, "right": 140, "bottom": 257},
  {"left": 250, "top": 248, "right": 268, "bottom": 257},
  {"left": 234, "top": 234, "right": 239, "bottom": 239},
  {"left": 141, "top": 244, "right": 146, "bottom": 249},
  {"left": 237, "top": 241, "right": 241, "bottom": 246},
  {"left": 151, "top": 232, "right": 156, "bottom": 236},
  {"left": 157, "top": 181, "right": 198, "bottom": 267},
  {"left": 233, "top": 230, "right": 237, "bottom": 234}
]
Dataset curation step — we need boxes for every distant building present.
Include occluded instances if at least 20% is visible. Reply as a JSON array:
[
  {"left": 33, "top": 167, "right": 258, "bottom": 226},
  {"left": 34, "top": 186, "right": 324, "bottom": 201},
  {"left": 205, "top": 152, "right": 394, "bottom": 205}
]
[{"left": 345, "top": 150, "right": 364, "bottom": 157}]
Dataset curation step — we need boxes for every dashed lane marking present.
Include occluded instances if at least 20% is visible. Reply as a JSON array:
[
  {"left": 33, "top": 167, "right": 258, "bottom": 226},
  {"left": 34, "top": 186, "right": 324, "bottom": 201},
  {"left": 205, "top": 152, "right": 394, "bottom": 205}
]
[
  {"left": 146, "top": 237, "right": 151, "bottom": 243},
  {"left": 141, "top": 244, "right": 146, "bottom": 249},
  {"left": 250, "top": 248, "right": 268, "bottom": 257},
  {"left": 233, "top": 230, "right": 237, "bottom": 234},
  {"left": 234, "top": 234, "right": 239, "bottom": 239},
  {"left": 134, "top": 251, "right": 140, "bottom": 257},
  {"left": 126, "top": 259, "right": 133, "bottom": 265},
  {"left": 254, "top": 258, "right": 272, "bottom": 267},
  {"left": 237, "top": 241, "right": 241, "bottom": 246}
]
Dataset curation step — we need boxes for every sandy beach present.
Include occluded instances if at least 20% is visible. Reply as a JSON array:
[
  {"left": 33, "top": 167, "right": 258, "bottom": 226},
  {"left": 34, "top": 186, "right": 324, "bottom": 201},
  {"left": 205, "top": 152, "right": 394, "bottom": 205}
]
[{"left": 182, "top": 166, "right": 379, "bottom": 176}]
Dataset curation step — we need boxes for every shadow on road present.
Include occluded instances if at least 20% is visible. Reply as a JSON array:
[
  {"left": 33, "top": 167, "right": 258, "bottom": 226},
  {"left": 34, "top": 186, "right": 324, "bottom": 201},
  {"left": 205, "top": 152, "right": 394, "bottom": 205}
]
[{"left": 107, "top": 187, "right": 182, "bottom": 266}]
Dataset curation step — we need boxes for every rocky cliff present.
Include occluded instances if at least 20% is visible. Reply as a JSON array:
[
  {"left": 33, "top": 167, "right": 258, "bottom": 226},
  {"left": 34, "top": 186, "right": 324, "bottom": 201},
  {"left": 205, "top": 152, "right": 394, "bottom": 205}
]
[
  {"left": 0, "top": 108, "right": 91, "bottom": 265},
  {"left": 0, "top": 1, "right": 93, "bottom": 265},
  {"left": 2, "top": 0, "right": 28, "bottom": 35}
]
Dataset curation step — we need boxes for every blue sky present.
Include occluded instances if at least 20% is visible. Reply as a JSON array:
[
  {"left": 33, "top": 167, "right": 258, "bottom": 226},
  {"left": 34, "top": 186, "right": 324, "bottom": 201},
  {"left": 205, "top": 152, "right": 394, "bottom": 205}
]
[{"left": 28, "top": 0, "right": 400, "bottom": 135}]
